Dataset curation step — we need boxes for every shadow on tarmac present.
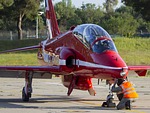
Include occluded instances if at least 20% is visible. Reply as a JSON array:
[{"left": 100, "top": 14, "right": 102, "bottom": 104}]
[
  {"left": 0, "top": 95, "right": 115, "bottom": 110},
  {"left": 0, "top": 95, "right": 150, "bottom": 111}
]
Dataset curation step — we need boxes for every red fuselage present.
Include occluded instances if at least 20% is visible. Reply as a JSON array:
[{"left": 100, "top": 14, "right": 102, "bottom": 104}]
[{"left": 38, "top": 24, "right": 128, "bottom": 80}]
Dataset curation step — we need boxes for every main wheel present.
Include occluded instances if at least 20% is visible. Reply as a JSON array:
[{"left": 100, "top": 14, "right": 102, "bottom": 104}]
[{"left": 22, "top": 87, "right": 30, "bottom": 102}]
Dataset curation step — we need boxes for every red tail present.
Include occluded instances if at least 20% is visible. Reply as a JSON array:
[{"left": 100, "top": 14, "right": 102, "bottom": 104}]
[{"left": 45, "top": 0, "right": 60, "bottom": 38}]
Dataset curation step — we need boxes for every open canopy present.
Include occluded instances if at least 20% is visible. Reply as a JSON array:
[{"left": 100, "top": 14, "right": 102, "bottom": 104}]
[{"left": 73, "top": 24, "right": 117, "bottom": 53}]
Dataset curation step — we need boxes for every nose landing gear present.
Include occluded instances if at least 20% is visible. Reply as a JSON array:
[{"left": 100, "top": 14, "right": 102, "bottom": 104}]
[
  {"left": 102, "top": 83, "right": 116, "bottom": 107},
  {"left": 102, "top": 93, "right": 116, "bottom": 107}
]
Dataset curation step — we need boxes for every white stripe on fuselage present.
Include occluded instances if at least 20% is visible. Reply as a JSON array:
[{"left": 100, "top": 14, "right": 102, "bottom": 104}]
[{"left": 59, "top": 59, "right": 127, "bottom": 70}]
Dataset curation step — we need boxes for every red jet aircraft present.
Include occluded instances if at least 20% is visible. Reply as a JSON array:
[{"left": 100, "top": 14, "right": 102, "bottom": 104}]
[{"left": 0, "top": 0, "right": 150, "bottom": 104}]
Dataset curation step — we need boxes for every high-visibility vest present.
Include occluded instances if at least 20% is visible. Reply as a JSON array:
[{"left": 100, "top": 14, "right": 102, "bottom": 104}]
[{"left": 120, "top": 81, "right": 138, "bottom": 98}]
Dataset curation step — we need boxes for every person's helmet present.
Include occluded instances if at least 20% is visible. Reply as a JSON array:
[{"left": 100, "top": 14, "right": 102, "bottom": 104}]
[{"left": 117, "top": 79, "right": 125, "bottom": 86}]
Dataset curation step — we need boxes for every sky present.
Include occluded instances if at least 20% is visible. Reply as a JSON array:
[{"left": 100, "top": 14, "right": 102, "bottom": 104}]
[{"left": 53, "top": 0, "right": 123, "bottom": 8}]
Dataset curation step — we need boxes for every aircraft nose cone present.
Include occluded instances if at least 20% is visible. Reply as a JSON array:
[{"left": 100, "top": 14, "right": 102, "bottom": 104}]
[
  {"left": 91, "top": 51, "right": 127, "bottom": 68},
  {"left": 91, "top": 51, "right": 128, "bottom": 78}
]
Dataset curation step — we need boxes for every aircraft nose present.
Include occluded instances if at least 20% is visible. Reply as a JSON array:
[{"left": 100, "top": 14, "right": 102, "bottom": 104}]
[
  {"left": 91, "top": 51, "right": 127, "bottom": 67},
  {"left": 91, "top": 51, "right": 128, "bottom": 78}
]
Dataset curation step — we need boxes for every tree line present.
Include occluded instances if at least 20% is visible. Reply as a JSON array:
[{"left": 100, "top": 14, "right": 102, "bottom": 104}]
[{"left": 0, "top": 0, "right": 150, "bottom": 40}]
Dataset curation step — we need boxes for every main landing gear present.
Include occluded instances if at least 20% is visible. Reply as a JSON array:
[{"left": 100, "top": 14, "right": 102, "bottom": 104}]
[
  {"left": 102, "top": 84, "right": 116, "bottom": 107},
  {"left": 22, "top": 71, "right": 33, "bottom": 102}
]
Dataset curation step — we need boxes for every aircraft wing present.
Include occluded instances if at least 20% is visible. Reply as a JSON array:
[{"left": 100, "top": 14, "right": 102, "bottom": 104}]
[
  {"left": 0, "top": 45, "right": 64, "bottom": 77},
  {"left": 0, "top": 45, "right": 41, "bottom": 54},
  {"left": 0, "top": 65, "right": 61, "bottom": 74},
  {"left": 128, "top": 65, "right": 150, "bottom": 76}
]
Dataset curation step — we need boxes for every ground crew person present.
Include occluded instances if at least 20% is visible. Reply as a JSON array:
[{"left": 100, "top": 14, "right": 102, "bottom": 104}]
[{"left": 111, "top": 79, "right": 138, "bottom": 110}]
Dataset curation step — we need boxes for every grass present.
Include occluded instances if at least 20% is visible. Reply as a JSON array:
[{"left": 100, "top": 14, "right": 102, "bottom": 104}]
[
  {"left": 0, "top": 39, "right": 43, "bottom": 51},
  {"left": 0, "top": 39, "right": 43, "bottom": 66},
  {"left": 114, "top": 38, "right": 150, "bottom": 65},
  {"left": 0, "top": 53, "right": 39, "bottom": 66}
]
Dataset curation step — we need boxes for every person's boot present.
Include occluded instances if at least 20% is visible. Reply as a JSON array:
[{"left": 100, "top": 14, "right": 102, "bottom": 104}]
[{"left": 125, "top": 100, "right": 131, "bottom": 110}]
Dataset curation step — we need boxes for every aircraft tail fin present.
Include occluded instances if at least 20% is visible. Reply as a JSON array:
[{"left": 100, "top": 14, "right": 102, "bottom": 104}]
[{"left": 45, "top": 0, "right": 60, "bottom": 39}]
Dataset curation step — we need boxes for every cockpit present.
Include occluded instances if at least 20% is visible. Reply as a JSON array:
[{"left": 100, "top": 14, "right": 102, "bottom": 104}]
[{"left": 73, "top": 24, "right": 117, "bottom": 53}]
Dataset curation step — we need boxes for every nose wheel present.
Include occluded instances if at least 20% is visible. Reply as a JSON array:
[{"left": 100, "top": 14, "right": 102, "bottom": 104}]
[
  {"left": 102, "top": 93, "right": 116, "bottom": 107},
  {"left": 102, "top": 83, "right": 116, "bottom": 107}
]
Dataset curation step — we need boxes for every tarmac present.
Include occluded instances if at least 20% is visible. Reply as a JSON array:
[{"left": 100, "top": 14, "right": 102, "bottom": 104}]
[{"left": 0, "top": 73, "right": 150, "bottom": 113}]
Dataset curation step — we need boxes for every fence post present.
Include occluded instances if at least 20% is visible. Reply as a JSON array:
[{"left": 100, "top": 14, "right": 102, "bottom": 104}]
[
  {"left": 10, "top": 31, "right": 13, "bottom": 40},
  {"left": 27, "top": 31, "right": 29, "bottom": 39},
  {"left": 36, "top": 16, "right": 38, "bottom": 39}
]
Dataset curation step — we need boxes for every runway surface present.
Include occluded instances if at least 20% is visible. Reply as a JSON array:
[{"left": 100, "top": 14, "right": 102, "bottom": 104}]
[{"left": 0, "top": 76, "right": 150, "bottom": 113}]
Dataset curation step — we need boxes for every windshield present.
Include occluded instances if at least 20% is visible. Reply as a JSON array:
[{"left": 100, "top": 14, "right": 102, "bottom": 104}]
[{"left": 73, "top": 24, "right": 117, "bottom": 53}]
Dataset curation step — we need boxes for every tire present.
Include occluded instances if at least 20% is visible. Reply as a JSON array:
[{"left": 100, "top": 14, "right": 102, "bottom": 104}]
[{"left": 22, "top": 87, "right": 30, "bottom": 102}]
